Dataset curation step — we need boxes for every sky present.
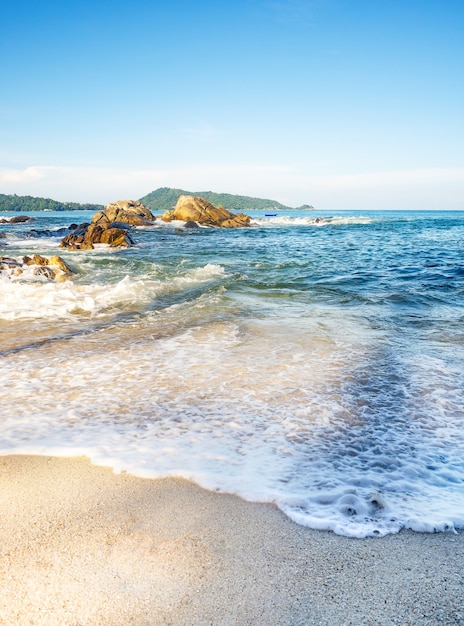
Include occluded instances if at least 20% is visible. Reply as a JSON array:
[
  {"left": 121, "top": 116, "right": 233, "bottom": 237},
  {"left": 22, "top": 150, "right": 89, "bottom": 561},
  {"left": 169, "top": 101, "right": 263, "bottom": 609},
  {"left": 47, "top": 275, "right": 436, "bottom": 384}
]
[{"left": 1, "top": 0, "right": 463, "bottom": 209}]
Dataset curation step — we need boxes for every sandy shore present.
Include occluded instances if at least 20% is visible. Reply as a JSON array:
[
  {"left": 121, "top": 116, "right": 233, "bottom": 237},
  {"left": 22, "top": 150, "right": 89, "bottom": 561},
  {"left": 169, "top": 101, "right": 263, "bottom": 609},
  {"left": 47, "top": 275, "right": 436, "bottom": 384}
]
[{"left": 0, "top": 455, "right": 463, "bottom": 625}]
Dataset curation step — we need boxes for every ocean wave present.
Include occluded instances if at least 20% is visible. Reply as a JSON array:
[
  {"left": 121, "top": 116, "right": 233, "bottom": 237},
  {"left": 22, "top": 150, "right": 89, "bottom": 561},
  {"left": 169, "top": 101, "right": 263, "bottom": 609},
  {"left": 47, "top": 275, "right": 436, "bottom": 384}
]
[
  {"left": 0, "top": 312, "right": 463, "bottom": 538},
  {"left": 0, "top": 263, "right": 227, "bottom": 320},
  {"left": 251, "top": 215, "right": 375, "bottom": 227},
  {"left": 2, "top": 209, "right": 464, "bottom": 538}
]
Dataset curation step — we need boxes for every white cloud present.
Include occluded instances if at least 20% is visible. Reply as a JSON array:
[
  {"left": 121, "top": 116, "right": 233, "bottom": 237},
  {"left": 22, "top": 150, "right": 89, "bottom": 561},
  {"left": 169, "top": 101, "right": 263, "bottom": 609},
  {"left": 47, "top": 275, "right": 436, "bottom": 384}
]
[
  {"left": 1, "top": 165, "right": 68, "bottom": 183},
  {"left": 0, "top": 164, "right": 463, "bottom": 210},
  {"left": 305, "top": 168, "right": 464, "bottom": 189},
  {"left": 277, "top": 167, "right": 464, "bottom": 209}
]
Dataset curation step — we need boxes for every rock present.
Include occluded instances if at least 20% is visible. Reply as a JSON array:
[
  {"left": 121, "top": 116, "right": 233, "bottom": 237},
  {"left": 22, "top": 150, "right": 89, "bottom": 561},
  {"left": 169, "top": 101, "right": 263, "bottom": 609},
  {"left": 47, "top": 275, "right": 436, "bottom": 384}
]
[
  {"left": 67, "top": 222, "right": 89, "bottom": 231},
  {"left": 27, "top": 229, "right": 53, "bottom": 238},
  {"left": 33, "top": 266, "right": 56, "bottom": 280},
  {"left": 90, "top": 212, "right": 112, "bottom": 230},
  {"left": 99, "top": 228, "right": 135, "bottom": 246},
  {"left": 23, "top": 254, "right": 48, "bottom": 267},
  {"left": 1, "top": 255, "right": 75, "bottom": 281},
  {"left": 22, "top": 254, "right": 75, "bottom": 275},
  {"left": 110, "top": 221, "right": 135, "bottom": 230},
  {"left": 184, "top": 221, "right": 200, "bottom": 229},
  {"left": 0, "top": 257, "right": 23, "bottom": 271},
  {"left": 59, "top": 233, "right": 85, "bottom": 250},
  {"left": 6, "top": 215, "right": 34, "bottom": 224},
  {"left": 47, "top": 255, "right": 75, "bottom": 274},
  {"left": 83, "top": 222, "right": 104, "bottom": 245},
  {"left": 161, "top": 195, "right": 251, "bottom": 228},
  {"left": 102, "top": 200, "right": 155, "bottom": 227},
  {"left": 60, "top": 200, "right": 151, "bottom": 250},
  {"left": 221, "top": 212, "right": 251, "bottom": 228}
]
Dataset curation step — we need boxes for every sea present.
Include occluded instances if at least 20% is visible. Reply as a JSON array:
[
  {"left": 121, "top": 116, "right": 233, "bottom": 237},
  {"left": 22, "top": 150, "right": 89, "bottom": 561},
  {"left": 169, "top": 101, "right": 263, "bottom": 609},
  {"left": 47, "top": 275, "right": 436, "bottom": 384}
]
[{"left": 1, "top": 208, "right": 463, "bottom": 538}]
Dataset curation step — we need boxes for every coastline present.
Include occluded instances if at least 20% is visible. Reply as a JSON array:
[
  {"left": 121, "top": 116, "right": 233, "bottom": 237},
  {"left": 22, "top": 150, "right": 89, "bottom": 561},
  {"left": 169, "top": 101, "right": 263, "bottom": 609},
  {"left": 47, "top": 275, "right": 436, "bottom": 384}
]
[{"left": 1, "top": 455, "right": 463, "bottom": 625}]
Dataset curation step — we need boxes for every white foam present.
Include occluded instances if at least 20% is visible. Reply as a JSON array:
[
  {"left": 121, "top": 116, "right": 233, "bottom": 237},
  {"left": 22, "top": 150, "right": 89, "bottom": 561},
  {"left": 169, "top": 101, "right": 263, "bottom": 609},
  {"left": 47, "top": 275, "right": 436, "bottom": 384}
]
[
  {"left": 2, "top": 236, "right": 62, "bottom": 249},
  {"left": 1, "top": 307, "right": 463, "bottom": 537},
  {"left": 251, "top": 215, "right": 375, "bottom": 227},
  {"left": 0, "top": 263, "right": 227, "bottom": 320},
  {"left": 2, "top": 209, "right": 464, "bottom": 538}
]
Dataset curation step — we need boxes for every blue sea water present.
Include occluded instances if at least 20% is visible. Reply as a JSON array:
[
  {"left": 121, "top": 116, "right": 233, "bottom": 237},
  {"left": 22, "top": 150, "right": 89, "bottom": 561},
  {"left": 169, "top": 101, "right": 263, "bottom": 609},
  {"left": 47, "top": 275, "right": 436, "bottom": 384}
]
[{"left": 1, "top": 208, "right": 463, "bottom": 537}]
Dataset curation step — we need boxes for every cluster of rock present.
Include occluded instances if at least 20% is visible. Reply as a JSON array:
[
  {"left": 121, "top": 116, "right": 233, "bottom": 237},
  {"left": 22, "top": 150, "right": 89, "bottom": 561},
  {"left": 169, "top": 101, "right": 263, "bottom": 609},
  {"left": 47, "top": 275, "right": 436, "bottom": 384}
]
[
  {"left": 0, "top": 254, "right": 75, "bottom": 281},
  {"left": 60, "top": 200, "right": 155, "bottom": 250},
  {"left": 58, "top": 196, "right": 251, "bottom": 250},
  {"left": 161, "top": 195, "right": 251, "bottom": 228}
]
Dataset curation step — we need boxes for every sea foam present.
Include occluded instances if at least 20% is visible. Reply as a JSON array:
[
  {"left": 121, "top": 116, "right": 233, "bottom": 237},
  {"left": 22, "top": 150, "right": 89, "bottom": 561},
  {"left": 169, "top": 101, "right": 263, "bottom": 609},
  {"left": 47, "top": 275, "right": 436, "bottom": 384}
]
[
  {"left": 0, "top": 263, "right": 226, "bottom": 320},
  {"left": 1, "top": 305, "right": 463, "bottom": 538},
  {"left": 1, "top": 209, "right": 464, "bottom": 537}
]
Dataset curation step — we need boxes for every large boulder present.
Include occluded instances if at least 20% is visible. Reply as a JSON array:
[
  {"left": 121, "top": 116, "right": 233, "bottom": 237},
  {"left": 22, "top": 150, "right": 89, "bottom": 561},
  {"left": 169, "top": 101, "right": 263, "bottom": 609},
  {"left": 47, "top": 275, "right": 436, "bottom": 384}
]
[
  {"left": 102, "top": 200, "right": 155, "bottom": 226},
  {"left": 161, "top": 195, "right": 251, "bottom": 228},
  {"left": 60, "top": 200, "right": 153, "bottom": 250},
  {"left": 60, "top": 223, "right": 134, "bottom": 250}
]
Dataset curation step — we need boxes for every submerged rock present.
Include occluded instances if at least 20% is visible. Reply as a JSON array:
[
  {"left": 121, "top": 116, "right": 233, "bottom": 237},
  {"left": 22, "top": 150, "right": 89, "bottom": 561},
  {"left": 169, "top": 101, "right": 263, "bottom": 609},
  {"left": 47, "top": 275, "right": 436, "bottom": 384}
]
[
  {"left": 161, "top": 195, "right": 251, "bottom": 228},
  {"left": 60, "top": 200, "right": 153, "bottom": 250},
  {"left": 23, "top": 254, "right": 75, "bottom": 274},
  {"left": 0, "top": 257, "right": 23, "bottom": 275},
  {"left": 1, "top": 254, "right": 75, "bottom": 281}
]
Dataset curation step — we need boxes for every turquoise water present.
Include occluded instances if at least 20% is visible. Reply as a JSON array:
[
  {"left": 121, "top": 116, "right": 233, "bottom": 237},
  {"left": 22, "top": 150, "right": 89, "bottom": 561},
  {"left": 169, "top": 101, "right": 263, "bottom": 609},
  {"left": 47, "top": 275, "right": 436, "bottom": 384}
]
[{"left": 1, "top": 208, "right": 463, "bottom": 537}]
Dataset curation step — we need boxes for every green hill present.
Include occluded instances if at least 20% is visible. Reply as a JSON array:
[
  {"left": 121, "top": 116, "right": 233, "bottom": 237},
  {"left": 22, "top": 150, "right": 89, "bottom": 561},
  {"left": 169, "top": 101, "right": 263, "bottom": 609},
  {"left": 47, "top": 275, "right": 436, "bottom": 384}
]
[
  {"left": 0, "top": 193, "right": 103, "bottom": 212},
  {"left": 0, "top": 189, "right": 313, "bottom": 213},
  {"left": 139, "top": 187, "right": 312, "bottom": 213}
]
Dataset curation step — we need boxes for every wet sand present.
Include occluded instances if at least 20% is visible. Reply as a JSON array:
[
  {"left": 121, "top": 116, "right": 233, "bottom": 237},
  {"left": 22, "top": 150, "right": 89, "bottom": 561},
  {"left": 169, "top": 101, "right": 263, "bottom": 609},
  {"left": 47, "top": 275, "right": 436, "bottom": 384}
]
[{"left": 1, "top": 455, "right": 463, "bottom": 625}]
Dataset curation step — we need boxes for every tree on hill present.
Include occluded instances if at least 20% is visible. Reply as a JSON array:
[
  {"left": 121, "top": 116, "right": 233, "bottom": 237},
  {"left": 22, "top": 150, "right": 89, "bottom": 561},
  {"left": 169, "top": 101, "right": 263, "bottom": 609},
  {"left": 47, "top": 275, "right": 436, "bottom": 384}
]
[
  {"left": 0, "top": 193, "right": 103, "bottom": 212},
  {"left": 139, "top": 187, "right": 312, "bottom": 213}
]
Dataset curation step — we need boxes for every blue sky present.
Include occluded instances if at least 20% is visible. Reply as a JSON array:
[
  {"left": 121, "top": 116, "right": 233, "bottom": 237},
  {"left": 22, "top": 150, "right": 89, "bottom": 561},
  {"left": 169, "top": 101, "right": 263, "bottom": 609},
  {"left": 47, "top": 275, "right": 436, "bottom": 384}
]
[{"left": 1, "top": 0, "right": 463, "bottom": 209}]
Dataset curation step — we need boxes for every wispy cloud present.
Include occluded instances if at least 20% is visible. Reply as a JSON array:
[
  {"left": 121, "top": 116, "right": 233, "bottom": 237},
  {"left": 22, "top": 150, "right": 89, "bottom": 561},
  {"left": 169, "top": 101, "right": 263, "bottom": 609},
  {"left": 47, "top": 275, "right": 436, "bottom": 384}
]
[
  {"left": 310, "top": 168, "right": 464, "bottom": 189},
  {"left": 0, "top": 166, "right": 70, "bottom": 183}
]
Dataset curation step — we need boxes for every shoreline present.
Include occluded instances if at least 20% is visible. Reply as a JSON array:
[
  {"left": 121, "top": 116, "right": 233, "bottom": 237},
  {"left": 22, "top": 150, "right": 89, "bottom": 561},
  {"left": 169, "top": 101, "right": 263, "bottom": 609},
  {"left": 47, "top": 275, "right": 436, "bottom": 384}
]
[{"left": 1, "top": 455, "right": 463, "bottom": 625}]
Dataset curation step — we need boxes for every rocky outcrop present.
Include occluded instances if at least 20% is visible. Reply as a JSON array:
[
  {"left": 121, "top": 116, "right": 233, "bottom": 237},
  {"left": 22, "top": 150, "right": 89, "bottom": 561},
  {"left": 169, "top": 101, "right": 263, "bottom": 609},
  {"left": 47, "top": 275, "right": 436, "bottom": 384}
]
[
  {"left": 161, "top": 195, "right": 251, "bottom": 228},
  {"left": 102, "top": 199, "right": 155, "bottom": 226},
  {"left": 0, "top": 254, "right": 75, "bottom": 281},
  {"left": 0, "top": 215, "right": 34, "bottom": 224},
  {"left": 60, "top": 200, "right": 155, "bottom": 250},
  {"left": 60, "top": 223, "right": 134, "bottom": 250}
]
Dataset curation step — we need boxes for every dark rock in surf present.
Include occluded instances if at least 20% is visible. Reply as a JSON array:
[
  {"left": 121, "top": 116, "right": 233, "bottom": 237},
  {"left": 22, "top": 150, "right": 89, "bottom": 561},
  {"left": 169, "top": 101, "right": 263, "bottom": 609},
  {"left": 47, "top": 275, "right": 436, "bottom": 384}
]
[
  {"left": 0, "top": 215, "right": 34, "bottom": 224},
  {"left": 0, "top": 257, "right": 23, "bottom": 273},
  {"left": 27, "top": 229, "right": 53, "bottom": 238}
]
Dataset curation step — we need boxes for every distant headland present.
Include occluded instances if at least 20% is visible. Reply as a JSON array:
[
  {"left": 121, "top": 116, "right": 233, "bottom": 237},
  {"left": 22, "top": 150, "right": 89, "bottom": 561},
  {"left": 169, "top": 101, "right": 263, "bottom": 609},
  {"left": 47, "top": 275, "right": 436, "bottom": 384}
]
[
  {"left": 0, "top": 188, "right": 314, "bottom": 213},
  {"left": 139, "top": 188, "right": 314, "bottom": 213}
]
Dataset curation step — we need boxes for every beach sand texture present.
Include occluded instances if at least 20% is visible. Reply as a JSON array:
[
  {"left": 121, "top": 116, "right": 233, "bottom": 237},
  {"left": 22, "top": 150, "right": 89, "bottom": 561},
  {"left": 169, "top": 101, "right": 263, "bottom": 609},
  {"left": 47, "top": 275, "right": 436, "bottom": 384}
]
[{"left": 1, "top": 455, "right": 463, "bottom": 625}]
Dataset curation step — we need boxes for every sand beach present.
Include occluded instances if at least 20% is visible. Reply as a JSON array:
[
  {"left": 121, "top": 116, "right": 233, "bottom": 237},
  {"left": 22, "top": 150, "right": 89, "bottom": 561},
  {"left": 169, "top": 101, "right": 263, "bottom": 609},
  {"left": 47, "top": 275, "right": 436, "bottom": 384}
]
[{"left": 1, "top": 455, "right": 463, "bottom": 625}]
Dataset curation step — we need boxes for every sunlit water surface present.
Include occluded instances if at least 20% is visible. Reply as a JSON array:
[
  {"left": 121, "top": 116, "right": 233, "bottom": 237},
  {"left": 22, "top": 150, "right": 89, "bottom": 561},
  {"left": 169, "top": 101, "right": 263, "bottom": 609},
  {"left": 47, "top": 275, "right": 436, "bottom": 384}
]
[{"left": 1, "top": 209, "right": 463, "bottom": 537}]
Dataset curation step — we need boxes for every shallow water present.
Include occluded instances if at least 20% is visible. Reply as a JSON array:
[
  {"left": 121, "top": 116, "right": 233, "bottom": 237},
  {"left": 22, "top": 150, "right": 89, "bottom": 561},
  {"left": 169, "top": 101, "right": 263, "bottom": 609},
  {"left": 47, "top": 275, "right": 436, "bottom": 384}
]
[{"left": 1, "top": 208, "right": 464, "bottom": 537}]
